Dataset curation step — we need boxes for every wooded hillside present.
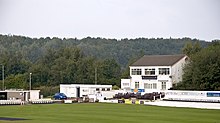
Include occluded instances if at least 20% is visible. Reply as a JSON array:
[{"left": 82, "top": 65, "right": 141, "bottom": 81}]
[{"left": 0, "top": 34, "right": 211, "bottom": 95}]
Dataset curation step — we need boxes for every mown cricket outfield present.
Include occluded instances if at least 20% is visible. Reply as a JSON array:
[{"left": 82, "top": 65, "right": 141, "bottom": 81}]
[{"left": 0, "top": 103, "right": 220, "bottom": 123}]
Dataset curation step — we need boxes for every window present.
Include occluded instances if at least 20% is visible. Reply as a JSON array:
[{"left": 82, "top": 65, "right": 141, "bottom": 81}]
[
  {"left": 144, "top": 83, "right": 157, "bottom": 89},
  {"left": 83, "top": 89, "right": 88, "bottom": 92},
  {"left": 102, "top": 88, "right": 105, "bottom": 91},
  {"left": 153, "top": 83, "right": 157, "bottom": 89},
  {"left": 161, "top": 82, "right": 166, "bottom": 90},
  {"left": 123, "top": 83, "right": 129, "bottom": 86},
  {"left": 135, "top": 82, "right": 139, "bottom": 89},
  {"left": 150, "top": 84, "right": 152, "bottom": 89},
  {"left": 131, "top": 69, "right": 142, "bottom": 75},
  {"left": 145, "top": 68, "right": 155, "bottom": 75},
  {"left": 106, "top": 88, "right": 110, "bottom": 91},
  {"left": 144, "top": 83, "right": 150, "bottom": 89},
  {"left": 96, "top": 88, "right": 100, "bottom": 91},
  {"left": 159, "top": 68, "right": 170, "bottom": 75}
]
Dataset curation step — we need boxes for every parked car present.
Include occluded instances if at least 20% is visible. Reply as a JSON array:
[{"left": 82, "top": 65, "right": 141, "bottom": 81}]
[{"left": 53, "top": 93, "right": 67, "bottom": 100}]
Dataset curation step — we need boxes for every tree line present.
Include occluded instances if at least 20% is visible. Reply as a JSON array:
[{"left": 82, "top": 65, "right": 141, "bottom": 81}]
[
  {"left": 174, "top": 40, "right": 220, "bottom": 91},
  {"left": 0, "top": 34, "right": 213, "bottom": 95}
]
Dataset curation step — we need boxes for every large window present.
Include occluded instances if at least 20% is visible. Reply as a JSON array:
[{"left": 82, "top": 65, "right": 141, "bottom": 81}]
[
  {"left": 145, "top": 68, "right": 155, "bottom": 75},
  {"left": 135, "top": 82, "right": 139, "bottom": 89},
  {"left": 144, "top": 83, "right": 157, "bottom": 89},
  {"left": 131, "top": 69, "right": 142, "bottom": 75},
  {"left": 159, "top": 68, "right": 170, "bottom": 75},
  {"left": 144, "top": 83, "right": 150, "bottom": 89},
  {"left": 161, "top": 82, "right": 166, "bottom": 90}
]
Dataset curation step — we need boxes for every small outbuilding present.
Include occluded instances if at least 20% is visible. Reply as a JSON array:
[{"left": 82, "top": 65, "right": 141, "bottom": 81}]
[
  {"left": 0, "top": 90, "right": 40, "bottom": 101},
  {"left": 60, "top": 84, "right": 112, "bottom": 98}
]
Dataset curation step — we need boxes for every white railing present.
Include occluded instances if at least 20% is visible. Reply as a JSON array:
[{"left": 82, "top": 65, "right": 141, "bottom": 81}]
[
  {"left": 164, "top": 90, "right": 220, "bottom": 102},
  {"left": 29, "top": 99, "right": 54, "bottom": 104},
  {"left": 0, "top": 100, "right": 22, "bottom": 105}
]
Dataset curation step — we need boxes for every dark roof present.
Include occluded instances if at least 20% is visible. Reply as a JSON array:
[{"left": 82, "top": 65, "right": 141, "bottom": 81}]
[{"left": 131, "top": 54, "right": 186, "bottom": 66}]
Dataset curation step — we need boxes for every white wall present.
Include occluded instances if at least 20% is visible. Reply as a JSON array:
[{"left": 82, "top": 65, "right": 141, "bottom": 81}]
[
  {"left": 60, "top": 84, "right": 112, "bottom": 98},
  {"left": 60, "top": 86, "right": 77, "bottom": 97},
  {"left": 121, "top": 79, "right": 131, "bottom": 89},
  {"left": 29, "top": 90, "right": 40, "bottom": 100},
  {"left": 171, "top": 56, "right": 188, "bottom": 84},
  {"left": 80, "top": 87, "right": 96, "bottom": 97},
  {"left": 129, "top": 66, "right": 172, "bottom": 91},
  {"left": 101, "top": 90, "right": 125, "bottom": 98},
  {"left": 164, "top": 90, "right": 220, "bottom": 101}
]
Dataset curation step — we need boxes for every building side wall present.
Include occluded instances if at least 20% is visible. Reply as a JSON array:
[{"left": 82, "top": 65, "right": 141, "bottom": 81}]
[
  {"left": 30, "top": 90, "right": 40, "bottom": 100},
  {"left": 171, "top": 56, "right": 188, "bottom": 84},
  {"left": 60, "top": 86, "right": 77, "bottom": 97},
  {"left": 7, "top": 92, "right": 25, "bottom": 101}
]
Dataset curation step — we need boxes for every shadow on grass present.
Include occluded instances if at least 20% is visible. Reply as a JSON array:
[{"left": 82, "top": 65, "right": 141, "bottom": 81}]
[{"left": 0, "top": 117, "right": 29, "bottom": 121}]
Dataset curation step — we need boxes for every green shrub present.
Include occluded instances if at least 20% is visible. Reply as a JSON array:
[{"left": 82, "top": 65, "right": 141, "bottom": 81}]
[
  {"left": 112, "top": 85, "right": 120, "bottom": 90},
  {"left": 35, "top": 86, "right": 59, "bottom": 97}
]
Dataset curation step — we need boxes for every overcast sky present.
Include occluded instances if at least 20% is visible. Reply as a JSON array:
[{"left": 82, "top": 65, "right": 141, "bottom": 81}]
[{"left": 0, "top": 0, "right": 219, "bottom": 41}]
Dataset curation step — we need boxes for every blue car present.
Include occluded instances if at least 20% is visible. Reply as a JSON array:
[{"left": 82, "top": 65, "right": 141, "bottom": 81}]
[{"left": 53, "top": 93, "right": 67, "bottom": 100}]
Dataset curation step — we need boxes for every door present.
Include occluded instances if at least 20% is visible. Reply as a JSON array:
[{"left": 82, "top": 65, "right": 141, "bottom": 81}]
[{"left": 76, "top": 87, "right": 80, "bottom": 98}]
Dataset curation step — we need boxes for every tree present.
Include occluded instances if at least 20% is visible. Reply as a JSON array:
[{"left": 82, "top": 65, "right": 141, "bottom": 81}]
[
  {"left": 0, "top": 34, "right": 211, "bottom": 92},
  {"left": 98, "top": 59, "right": 121, "bottom": 86},
  {"left": 182, "top": 41, "right": 202, "bottom": 57},
  {"left": 175, "top": 41, "right": 220, "bottom": 90},
  {"left": 4, "top": 74, "right": 28, "bottom": 89},
  {"left": 121, "top": 51, "right": 144, "bottom": 79}
]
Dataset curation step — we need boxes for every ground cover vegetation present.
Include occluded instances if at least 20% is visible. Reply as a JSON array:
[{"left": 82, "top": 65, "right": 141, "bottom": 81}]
[{"left": 0, "top": 103, "right": 220, "bottom": 123}]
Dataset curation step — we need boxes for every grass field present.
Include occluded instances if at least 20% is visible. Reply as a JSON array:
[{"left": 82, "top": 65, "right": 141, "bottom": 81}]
[{"left": 0, "top": 103, "right": 220, "bottom": 123}]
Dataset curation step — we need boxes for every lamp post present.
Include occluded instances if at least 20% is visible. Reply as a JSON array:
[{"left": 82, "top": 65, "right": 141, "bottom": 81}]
[
  {"left": 1, "top": 65, "right": 4, "bottom": 91},
  {"left": 29, "top": 73, "right": 32, "bottom": 90},
  {"left": 95, "top": 67, "right": 97, "bottom": 85}
]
